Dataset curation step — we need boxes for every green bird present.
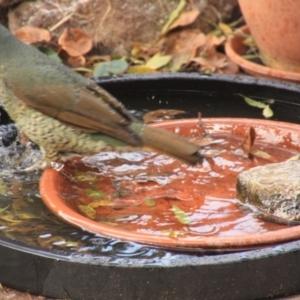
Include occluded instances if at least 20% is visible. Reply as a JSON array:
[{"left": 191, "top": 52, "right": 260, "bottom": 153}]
[{"left": 0, "top": 24, "right": 202, "bottom": 169}]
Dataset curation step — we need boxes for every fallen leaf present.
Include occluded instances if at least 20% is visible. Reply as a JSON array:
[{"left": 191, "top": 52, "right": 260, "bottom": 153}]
[
  {"left": 161, "top": 29, "right": 206, "bottom": 71},
  {"left": 145, "top": 53, "right": 172, "bottom": 70},
  {"left": 192, "top": 50, "right": 238, "bottom": 74},
  {"left": 14, "top": 26, "right": 51, "bottom": 44},
  {"left": 161, "top": 0, "right": 187, "bottom": 35},
  {"left": 243, "top": 35, "right": 256, "bottom": 47},
  {"left": 218, "top": 22, "right": 233, "bottom": 36},
  {"left": 143, "top": 109, "right": 186, "bottom": 123},
  {"left": 165, "top": 10, "right": 200, "bottom": 34},
  {"left": 127, "top": 65, "right": 156, "bottom": 74},
  {"left": 242, "top": 95, "right": 274, "bottom": 118},
  {"left": 68, "top": 55, "right": 86, "bottom": 67},
  {"left": 93, "top": 59, "right": 128, "bottom": 77},
  {"left": 204, "top": 34, "right": 226, "bottom": 52},
  {"left": 58, "top": 28, "right": 93, "bottom": 57},
  {"left": 242, "top": 95, "right": 267, "bottom": 109}
]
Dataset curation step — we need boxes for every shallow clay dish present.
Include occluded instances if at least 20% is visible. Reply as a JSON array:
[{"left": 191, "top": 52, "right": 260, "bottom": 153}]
[
  {"left": 225, "top": 26, "right": 300, "bottom": 83},
  {"left": 40, "top": 117, "right": 300, "bottom": 250}
]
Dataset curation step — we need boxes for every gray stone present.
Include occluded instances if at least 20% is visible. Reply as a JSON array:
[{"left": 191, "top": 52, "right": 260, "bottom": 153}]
[{"left": 237, "top": 160, "right": 300, "bottom": 221}]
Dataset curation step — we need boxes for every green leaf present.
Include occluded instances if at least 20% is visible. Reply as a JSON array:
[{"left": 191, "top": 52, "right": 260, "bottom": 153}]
[
  {"left": 171, "top": 205, "right": 191, "bottom": 225},
  {"left": 38, "top": 47, "right": 62, "bottom": 63},
  {"left": 262, "top": 105, "right": 274, "bottom": 118},
  {"left": 145, "top": 53, "right": 172, "bottom": 70},
  {"left": 93, "top": 59, "right": 128, "bottom": 77},
  {"left": 86, "top": 189, "right": 107, "bottom": 199},
  {"left": 144, "top": 198, "right": 156, "bottom": 207},
  {"left": 242, "top": 95, "right": 267, "bottom": 109},
  {"left": 161, "top": 0, "right": 187, "bottom": 35}
]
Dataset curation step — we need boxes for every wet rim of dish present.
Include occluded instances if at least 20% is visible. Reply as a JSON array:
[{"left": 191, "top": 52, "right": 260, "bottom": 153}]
[{"left": 40, "top": 118, "right": 300, "bottom": 249}]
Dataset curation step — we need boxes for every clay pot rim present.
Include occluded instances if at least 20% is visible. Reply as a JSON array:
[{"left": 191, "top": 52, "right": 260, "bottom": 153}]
[
  {"left": 40, "top": 117, "right": 300, "bottom": 249},
  {"left": 225, "top": 26, "right": 300, "bottom": 83}
]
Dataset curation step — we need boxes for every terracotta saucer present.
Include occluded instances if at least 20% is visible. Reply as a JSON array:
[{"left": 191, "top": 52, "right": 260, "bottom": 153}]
[
  {"left": 40, "top": 118, "right": 300, "bottom": 250},
  {"left": 225, "top": 26, "right": 300, "bottom": 83}
]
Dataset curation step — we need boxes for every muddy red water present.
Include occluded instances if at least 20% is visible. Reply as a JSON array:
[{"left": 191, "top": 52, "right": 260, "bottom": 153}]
[{"left": 58, "top": 119, "right": 299, "bottom": 239}]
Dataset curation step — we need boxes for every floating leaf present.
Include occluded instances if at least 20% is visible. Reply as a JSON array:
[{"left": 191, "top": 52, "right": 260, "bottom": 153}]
[
  {"left": 242, "top": 95, "right": 267, "bottom": 109},
  {"left": 144, "top": 198, "right": 156, "bottom": 207},
  {"left": 93, "top": 59, "right": 128, "bottom": 77},
  {"left": 171, "top": 205, "right": 191, "bottom": 225},
  {"left": 86, "top": 189, "right": 107, "bottom": 199},
  {"left": 288, "top": 153, "right": 300, "bottom": 161},
  {"left": 0, "top": 215, "right": 22, "bottom": 224},
  {"left": 75, "top": 172, "right": 97, "bottom": 182},
  {"left": 263, "top": 105, "right": 274, "bottom": 118},
  {"left": 161, "top": 0, "right": 187, "bottom": 35},
  {"left": 160, "top": 229, "right": 187, "bottom": 238},
  {"left": 145, "top": 53, "right": 172, "bottom": 70},
  {"left": 89, "top": 200, "right": 114, "bottom": 207},
  {"left": 241, "top": 127, "right": 256, "bottom": 155},
  {"left": 250, "top": 149, "right": 276, "bottom": 162},
  {"left": 78, "top": 205, "right": 96, "bottom": 219}
]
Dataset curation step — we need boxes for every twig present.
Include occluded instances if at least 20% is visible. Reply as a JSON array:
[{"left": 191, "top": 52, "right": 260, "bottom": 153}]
[{"left": 49, "top": 12, "right": 74, "bottom": 32}]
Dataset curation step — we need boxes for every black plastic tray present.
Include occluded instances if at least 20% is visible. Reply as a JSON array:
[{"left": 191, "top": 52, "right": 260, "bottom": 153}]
[{"left": 1, "top": 73, "right": 300, "bottom": 300}]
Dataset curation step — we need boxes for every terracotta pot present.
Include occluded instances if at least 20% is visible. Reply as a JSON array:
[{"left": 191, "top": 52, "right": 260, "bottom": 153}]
[
  {"left": 238, "top": 0, "right": 300, "bottom": 72},
  {"left": 40, "top": 117, "right": 300, "bottom": 250},
  {"left": 225, "top": 26, "right": 300, "bottom": 83}
]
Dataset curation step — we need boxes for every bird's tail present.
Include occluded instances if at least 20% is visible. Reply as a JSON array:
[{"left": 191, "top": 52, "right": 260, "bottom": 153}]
[{"left": 130, "top": 122, "right": 202, "bottom": 164}]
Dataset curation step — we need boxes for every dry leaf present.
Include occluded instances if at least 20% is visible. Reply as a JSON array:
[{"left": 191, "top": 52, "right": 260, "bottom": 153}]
[
  {"left": 145, "top": 53, "right": 172, "bottom": 70},
  {"left": 218, "top": 22, "right": 233, "bottom": 36},
  {"left": 192, "top": 51, "right": 238, "bottom": 74},
  {"left": 161, "top": 0, "right": 187, "bottom": 35},
  {"left": 250, "top": 149, "right": 277, "bottom": 162},
  {"left": 161, "top": 29, "right": 206, "bottom": 71},
  {"left": 14, "top": 26, "right": 51, "bottom": 44},
  {"left": 58, "top": 28, "right": 93, "bottom": 57},
  {"left": 241, "top": 127, "right": 256, "bottom": 155},
  {"left": 68, "top": 55, "right": 86, "bottom": 67},
  {"left": 127, "top": 65, "right": 156, "bottom": 74},
  {"left": 165, "top": 10, "right": 200, "bottom": 34},
  {"left": 204, "top": 34, "right": 226, "bottom": 52}
]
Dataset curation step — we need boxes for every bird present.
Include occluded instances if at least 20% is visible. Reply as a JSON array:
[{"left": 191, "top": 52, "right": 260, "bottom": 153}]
[{"left": 0, "top": 24, "right": 203, "bottom": 170}]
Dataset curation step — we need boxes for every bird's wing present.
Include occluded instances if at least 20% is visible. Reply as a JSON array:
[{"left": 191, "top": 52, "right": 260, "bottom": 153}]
[{"left": 3, "top": 62, "right": 142, "bottom": 146}]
